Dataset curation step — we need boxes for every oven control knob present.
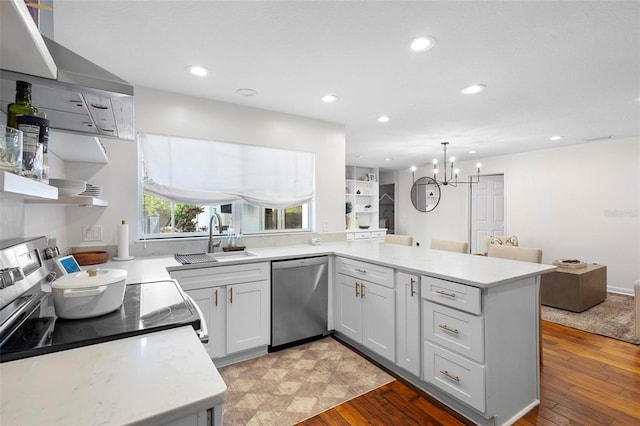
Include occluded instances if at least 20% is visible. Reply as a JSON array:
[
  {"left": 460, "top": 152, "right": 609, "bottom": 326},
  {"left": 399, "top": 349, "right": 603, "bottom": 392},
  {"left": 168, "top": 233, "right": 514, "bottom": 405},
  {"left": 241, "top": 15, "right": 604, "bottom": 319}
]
[
  {"left": 0, "top": 267, "right": 24, "bottom": 289},
  {"left": 43, "top": 247, "right": 58, "bottom": 260}
]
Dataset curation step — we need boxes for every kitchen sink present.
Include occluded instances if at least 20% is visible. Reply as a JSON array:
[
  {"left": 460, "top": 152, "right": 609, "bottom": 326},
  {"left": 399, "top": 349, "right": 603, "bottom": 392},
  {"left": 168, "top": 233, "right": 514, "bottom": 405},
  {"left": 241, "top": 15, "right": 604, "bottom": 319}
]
[
  {"left": 207, "top": 251, "right": 257, "bottom": 261},
  {"left": 174, "top": 251, "right": 257, "bottom": 265}
]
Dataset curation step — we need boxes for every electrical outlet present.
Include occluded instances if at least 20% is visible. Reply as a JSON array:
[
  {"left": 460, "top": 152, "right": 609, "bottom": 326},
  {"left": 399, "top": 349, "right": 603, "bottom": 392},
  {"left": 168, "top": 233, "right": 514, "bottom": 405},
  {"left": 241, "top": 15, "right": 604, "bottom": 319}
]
[
  {"left": 83, "top": 225, "right": 103, "bottom": 242},
  {"left": 322, "top": 220, "right": 329, "bottom": 232}
]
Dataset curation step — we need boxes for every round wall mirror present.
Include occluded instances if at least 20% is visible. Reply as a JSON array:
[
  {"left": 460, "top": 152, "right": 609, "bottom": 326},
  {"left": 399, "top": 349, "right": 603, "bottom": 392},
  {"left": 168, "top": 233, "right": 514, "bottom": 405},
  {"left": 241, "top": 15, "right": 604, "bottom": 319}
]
[{"left": 410, "top": 176, "right": 441, "bottom": 212}]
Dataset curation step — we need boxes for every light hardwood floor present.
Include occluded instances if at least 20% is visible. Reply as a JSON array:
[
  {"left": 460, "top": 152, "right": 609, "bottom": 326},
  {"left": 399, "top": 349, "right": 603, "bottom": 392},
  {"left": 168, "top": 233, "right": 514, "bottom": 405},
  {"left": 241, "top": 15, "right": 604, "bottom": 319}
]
[{"left": 299, "top": 321, "right": 640, "bottom": 425}]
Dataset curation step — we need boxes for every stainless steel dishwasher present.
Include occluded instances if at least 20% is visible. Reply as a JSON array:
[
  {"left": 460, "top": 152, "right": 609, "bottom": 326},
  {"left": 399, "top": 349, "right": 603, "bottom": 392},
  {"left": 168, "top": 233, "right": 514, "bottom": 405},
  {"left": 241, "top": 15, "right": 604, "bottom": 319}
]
[{"left": 270, "top": 256, "right": 329, "bottom": 351}]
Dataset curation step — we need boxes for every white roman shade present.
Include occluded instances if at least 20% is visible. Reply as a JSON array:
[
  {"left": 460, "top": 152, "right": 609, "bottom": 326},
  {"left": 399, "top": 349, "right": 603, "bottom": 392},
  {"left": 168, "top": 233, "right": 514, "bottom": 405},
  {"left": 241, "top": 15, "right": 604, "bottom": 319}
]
[{"left": 139, "top": 133, "right": 315, "bottom": 208}]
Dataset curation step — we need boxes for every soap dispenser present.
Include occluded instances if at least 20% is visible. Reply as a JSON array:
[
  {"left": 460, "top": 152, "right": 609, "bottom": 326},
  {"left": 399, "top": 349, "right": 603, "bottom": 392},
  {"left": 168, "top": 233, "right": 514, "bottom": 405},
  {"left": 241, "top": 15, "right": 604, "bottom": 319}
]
[
  {"left": 235, "top": 229, "right": 244, "bottom": 247},
  {"left": 227, "top": 225, "right": 235, "bottom": 247}
]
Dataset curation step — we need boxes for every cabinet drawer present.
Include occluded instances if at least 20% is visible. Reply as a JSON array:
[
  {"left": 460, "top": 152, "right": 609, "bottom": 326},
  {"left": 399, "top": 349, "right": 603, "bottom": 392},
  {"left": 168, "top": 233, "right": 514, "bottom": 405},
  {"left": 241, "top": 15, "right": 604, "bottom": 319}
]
[
  {"left": 169, "top": 262, "right": 270, "bottom": 291},
  {"left": 354, "top": 232, "right": 370, "bottom": 239},
  {"left": 371, "top": 230, "right": 387, "bottom": 239},
  {"left": 423, "top": 301, "right": 484, "bottom": 363},
  {"left": 421, "top": 276, "right": 481, "bottom": 315},
  {"left": 424, "top": 342, "right": 486, "bottom": 413},
  {"left": 337, "top": 257, "right": 394, "bottom": 288}
]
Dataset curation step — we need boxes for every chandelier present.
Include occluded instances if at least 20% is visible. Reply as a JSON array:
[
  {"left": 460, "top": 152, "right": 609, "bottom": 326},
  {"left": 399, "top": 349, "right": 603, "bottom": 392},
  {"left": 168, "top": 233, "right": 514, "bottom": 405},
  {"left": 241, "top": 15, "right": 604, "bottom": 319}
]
[{"left": 432, "top": 142, "right": 481, "bottom": 186}]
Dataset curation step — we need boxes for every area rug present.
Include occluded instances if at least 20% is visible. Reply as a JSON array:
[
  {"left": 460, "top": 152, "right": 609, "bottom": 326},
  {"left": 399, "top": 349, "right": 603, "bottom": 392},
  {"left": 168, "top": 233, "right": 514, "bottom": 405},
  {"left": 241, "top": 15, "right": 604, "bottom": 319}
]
[
  {"left": 541, "top": 292, "right": 639, "bottom": 345},
  {"left": 218, "top": 337, "right": 395, "bottom": 425}
]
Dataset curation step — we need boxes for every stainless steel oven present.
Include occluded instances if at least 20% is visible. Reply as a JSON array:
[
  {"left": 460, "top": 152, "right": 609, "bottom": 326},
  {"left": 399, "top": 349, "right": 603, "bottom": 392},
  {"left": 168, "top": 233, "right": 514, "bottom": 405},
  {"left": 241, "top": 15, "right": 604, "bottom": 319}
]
[{"left": 0, "top": 236, "right": 207, "bottom": 363}]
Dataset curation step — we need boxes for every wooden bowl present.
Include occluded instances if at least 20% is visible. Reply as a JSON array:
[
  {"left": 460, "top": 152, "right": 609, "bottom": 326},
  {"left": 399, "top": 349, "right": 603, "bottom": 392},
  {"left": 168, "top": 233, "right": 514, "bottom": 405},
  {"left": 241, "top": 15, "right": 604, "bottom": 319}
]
[{"left": 72, "top": 251, "right": 109, "bottom": 265}]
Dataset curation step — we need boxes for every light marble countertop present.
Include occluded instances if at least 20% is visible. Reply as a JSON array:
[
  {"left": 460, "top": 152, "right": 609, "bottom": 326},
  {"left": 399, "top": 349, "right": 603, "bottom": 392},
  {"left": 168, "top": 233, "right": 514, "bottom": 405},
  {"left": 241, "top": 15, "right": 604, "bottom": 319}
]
[
  {"left": 0, "top": 327, "right": 226, "bottom": 426},
  {"left": 1, "top": 240, "right": 553, "bottom": 426},
  {"left": 105, "top": 240, "right": 555, "bottom": 288}
]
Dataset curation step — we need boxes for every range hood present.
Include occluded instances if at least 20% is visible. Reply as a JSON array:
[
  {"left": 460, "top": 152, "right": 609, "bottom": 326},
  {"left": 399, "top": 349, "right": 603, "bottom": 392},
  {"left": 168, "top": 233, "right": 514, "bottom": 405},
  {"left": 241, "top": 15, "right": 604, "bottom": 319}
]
[{"left": 0, "top": 0, "right": 134, "bottom": 141}]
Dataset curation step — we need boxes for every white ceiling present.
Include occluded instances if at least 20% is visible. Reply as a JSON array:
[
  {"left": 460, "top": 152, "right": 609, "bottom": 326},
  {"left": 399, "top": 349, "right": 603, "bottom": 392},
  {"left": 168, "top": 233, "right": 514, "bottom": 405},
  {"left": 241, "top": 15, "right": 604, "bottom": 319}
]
[{"left": 52, "top": 1, "right": 640, "bottom": 171}]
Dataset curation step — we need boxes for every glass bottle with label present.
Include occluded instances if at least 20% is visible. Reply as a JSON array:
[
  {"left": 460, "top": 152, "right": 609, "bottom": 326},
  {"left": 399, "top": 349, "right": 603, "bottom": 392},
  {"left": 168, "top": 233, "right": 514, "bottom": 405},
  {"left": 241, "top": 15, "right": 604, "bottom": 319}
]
[{"left": 6, "top": 81, "right": 38, "bottom": 129}]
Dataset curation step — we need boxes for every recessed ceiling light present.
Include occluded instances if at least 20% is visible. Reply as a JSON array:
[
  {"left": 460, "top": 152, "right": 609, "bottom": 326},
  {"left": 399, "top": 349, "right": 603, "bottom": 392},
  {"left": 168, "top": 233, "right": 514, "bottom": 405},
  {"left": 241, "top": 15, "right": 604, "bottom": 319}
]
[
  {"left": 461, "top": 84, "right": 486, "bottom": 95},
  {"left": 188, "top": 66, "right": 208, "bottom": 76},
  {"left": 385, "top": 157, "right": 392, "bottom": 161},
  {"left": 322, "top": 94, "right": 337, "bottom": 103},
  {"left": 468, "top": 150, "right": 477, "bottom": 154},
  {"left": 377, "top": 115, "right": 390, "bottom": 123},
  {"left": 237, "top": 88, "right": 257, "bottom": 97},
  {"left": 549, "top": 135, "right": 563, "bottom": 141},
  {"left": 410, "top": 36, "right": 436, "bottom": 52}
]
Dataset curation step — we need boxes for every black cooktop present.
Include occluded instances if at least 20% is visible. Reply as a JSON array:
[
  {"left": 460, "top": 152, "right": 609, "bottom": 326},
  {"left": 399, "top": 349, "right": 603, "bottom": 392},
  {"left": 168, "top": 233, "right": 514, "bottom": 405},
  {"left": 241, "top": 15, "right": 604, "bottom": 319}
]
[{"left": 0, "top": 280, "right": 200, "bottom": 363}]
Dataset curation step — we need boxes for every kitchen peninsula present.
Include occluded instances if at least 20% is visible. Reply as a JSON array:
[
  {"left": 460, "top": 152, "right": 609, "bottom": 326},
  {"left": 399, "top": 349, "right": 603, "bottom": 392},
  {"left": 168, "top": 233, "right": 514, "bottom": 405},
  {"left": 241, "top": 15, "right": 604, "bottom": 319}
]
[{"left": 1, "top": 241, "right": 554, "bottom": 426}]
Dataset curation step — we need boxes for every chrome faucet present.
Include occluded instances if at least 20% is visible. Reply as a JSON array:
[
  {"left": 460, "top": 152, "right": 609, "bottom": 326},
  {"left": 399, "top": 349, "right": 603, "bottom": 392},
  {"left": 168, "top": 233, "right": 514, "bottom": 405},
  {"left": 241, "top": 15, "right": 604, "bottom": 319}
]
[{"left": 208, "top": 213, "right": 224, "bottom": 253}]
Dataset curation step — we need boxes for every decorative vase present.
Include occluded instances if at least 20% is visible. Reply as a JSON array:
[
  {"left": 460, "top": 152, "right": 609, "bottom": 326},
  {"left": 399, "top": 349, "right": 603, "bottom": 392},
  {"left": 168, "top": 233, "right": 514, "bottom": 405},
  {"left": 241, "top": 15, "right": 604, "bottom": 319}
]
[{"left": 346, "top": 215, "right": 350, "bottom": 229}]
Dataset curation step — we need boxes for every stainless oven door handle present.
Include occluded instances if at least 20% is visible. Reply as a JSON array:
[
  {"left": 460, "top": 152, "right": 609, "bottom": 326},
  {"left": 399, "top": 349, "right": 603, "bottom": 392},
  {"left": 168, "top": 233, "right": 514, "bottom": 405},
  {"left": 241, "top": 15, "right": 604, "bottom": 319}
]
[{"left": 184, "top": 293, "right": 209, "bottom": 344}]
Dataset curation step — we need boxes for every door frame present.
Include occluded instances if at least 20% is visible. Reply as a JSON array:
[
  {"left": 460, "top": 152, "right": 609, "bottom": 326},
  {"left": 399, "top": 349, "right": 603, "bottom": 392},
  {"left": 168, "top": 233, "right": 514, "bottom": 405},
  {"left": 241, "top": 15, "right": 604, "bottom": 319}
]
[{"left": 468, "top": 173, "right": 507, "bottom": 254}]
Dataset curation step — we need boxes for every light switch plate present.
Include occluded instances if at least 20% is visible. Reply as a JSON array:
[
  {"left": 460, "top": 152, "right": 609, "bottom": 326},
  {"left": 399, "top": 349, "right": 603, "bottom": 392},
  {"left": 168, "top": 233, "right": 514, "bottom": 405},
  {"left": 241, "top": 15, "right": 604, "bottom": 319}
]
[{"left": 83, "top": 225, "right": 103, "bottom": 242}]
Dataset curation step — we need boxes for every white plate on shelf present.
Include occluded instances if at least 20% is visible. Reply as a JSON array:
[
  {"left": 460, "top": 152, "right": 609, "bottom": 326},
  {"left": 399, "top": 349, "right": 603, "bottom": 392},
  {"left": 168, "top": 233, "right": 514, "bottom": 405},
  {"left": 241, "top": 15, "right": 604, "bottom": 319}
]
[
  {"left": 49, "top": 178, "right": 86, "bottom": 196},
  {"left": 58, "top": 188, "right": 86, "bottom": 197},
  {"left": 79, "top": 184, "right": 103, "bottom": 197},
  {"left": 49, "top": 178, "right": 86, "bottom": 186}
]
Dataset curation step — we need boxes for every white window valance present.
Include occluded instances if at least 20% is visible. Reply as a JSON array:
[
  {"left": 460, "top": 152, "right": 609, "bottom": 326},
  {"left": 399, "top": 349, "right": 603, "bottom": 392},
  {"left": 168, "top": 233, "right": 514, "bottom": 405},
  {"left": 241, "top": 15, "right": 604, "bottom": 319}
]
[{"left": 139, "top": 133, "right": 315, "bottom": 208}]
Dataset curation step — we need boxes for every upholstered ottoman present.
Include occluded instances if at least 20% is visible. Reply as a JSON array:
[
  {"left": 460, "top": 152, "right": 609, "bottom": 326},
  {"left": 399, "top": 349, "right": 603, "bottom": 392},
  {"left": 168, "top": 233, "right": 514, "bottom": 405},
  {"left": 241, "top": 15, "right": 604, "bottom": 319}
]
[{"left": 540, "top": 264, "right": 607, "bottom": 312}]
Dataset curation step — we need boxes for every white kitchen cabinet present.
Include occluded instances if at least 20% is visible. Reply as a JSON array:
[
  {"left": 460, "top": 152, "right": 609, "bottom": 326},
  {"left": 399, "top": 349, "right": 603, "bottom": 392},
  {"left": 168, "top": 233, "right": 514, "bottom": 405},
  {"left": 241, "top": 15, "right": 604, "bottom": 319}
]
[
  {"left": 226, "top": 280, "right": 270, "bottom": 354},
  {"left": 336, "top": 256, "right": 394, "bottom": 288},
  {"left": 170, "top": 263, "right": 270, "bottom": 360},
  {"left": 346, "top": 229, "right": 387, "bottom": 241},
  {"left": 421, "top": 275, "right": 539, "bottom": 424},
  {"left": 396, "top": 271, "right": 421, "bottom": 377},
  {"left": 162, "top": 407, "right": 222, "bottom": 426},
  {"left": 335, "top": 273, "right": 362, "bottom": 342},
  {"left": 186, "top": 287, "right": 224, "bottom": 359},
  {"left": 335, "top": 257, "right": 395, "bottom": 362},
  {"left": 361, "top": 279, "right": 395, "bottom": 360}
]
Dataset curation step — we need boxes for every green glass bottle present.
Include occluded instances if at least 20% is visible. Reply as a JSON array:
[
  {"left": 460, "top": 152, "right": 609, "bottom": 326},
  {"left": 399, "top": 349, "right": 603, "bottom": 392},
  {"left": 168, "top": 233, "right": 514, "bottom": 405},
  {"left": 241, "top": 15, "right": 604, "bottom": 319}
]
[{"left": 6, "top": 81, "right": 38, "bottom": 129}]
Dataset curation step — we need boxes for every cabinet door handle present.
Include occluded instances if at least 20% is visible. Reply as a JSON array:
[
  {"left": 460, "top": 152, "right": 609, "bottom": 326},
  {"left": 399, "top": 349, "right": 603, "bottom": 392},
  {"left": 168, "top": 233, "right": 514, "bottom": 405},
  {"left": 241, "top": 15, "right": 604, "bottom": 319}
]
[
  {"left": 355, "top": 282, "right": 360, "bottom": 297},
  {"left": 214, "top": 288, "right": 218, "bottom": 307},
  {"left": 438, "top": 324, "right": 459, "bottom": 334},
  {"left": 439, "top": 370, "right": 460, "bottom": 382},
  {"left": 361, "top": 283, "right": 365, "bottom": 298},
  {"left": 229, "top": 287, "right": 233, "bottom": 304},
  {"left": 354, "top": 268, "right": 367, "bottom": 273},
  {"left": 436, "top": 289, "right": 456, "bottom": 298},
  {"left": 410, "top": 278, "right": 416, "bottom": 296}
]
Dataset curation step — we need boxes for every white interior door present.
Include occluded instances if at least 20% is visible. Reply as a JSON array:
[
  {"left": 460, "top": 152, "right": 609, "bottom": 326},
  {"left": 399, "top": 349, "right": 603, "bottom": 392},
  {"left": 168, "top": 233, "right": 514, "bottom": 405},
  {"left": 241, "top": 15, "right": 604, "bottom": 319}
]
[{"left": 470, "top": 174, "right": 505, "bottom": 253}]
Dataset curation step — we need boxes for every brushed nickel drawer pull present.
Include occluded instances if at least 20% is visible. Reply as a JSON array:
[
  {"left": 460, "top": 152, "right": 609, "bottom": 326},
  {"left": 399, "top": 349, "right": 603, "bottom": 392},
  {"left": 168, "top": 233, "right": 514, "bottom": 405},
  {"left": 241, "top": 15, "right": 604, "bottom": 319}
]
[
  {"left": 439, "top": 324, "right": 459, "bottom": 334},
  {"left": 410, "top": 278, "right": 416, "bottom": 296},
  {"left": 214, "top": 289, "right": 218, "bottom": 307},
  {"left": 229, "top": 287, "right": 233, "bottom": 304},
  {"left": 440, "top": 370, "right": 460, "bottom": 382},
  {"left": 354, "top": 268, "right": 367, "bottom": 273},
  {"left": 361, "top": 283, "right": 365, "bottom": 298},
  {"left": 436, "top": 289, "right": 456, "bottom": 298},
  {"left": 355, "top": 282, "right": 360, "bottom": 297}
]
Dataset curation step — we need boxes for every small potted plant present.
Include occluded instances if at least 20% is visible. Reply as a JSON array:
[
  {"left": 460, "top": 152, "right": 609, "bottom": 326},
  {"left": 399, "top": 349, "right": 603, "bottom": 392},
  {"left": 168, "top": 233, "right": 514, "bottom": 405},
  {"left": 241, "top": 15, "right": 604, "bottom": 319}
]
[
  {"left": 364, "top": 204, "right": 372, "bottom": 211},
  {"left": 345, "top": 201, "right": 352, "bottom": 229}
]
